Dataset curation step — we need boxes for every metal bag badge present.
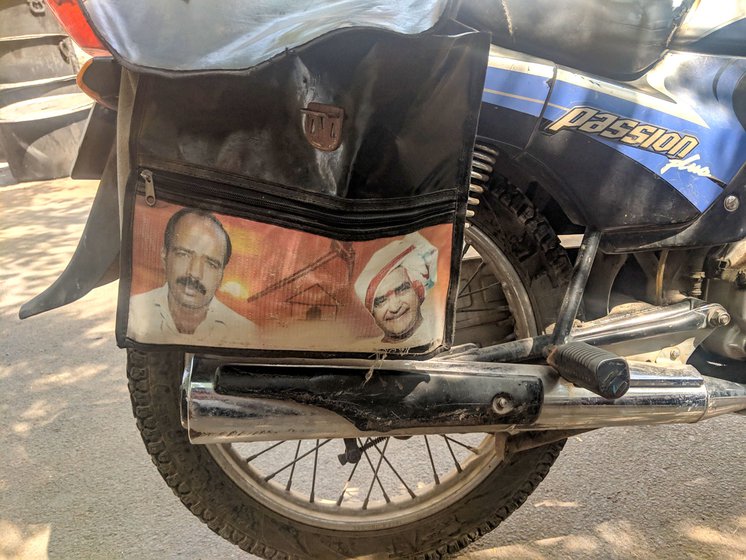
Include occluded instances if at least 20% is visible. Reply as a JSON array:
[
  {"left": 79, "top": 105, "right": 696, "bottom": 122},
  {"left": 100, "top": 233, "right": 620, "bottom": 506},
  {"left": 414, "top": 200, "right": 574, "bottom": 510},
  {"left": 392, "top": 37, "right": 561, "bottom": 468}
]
[{"left": 301, "top": 102, "right": 344, "bottom": 151}]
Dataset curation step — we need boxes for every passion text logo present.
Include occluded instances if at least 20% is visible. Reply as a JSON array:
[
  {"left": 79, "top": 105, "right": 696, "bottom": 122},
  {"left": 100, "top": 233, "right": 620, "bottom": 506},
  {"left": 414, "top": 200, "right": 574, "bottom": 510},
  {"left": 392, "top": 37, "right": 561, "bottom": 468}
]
[{"left": 546, "top": 106, "right": 699, "bottom": 159}]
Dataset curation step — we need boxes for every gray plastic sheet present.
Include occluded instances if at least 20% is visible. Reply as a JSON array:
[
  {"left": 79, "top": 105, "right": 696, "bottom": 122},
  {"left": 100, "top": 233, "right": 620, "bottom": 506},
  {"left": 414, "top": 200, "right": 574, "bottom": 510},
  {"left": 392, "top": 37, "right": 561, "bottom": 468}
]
[{"left": 83, "top": 0, "right": 449, "bottom": 72}]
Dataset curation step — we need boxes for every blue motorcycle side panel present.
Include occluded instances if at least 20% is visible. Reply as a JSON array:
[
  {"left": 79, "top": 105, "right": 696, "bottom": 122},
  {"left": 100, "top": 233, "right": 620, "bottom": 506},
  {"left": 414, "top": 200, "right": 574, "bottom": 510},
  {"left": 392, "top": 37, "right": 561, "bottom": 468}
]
[{"left": 479, "top": 47, "right": 746, "bottom": 243}]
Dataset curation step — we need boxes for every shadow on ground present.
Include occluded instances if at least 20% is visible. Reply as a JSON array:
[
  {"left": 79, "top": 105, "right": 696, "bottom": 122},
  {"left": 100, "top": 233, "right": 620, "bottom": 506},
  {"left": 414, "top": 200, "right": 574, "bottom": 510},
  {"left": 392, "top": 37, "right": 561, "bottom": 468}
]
[
  {"left": 461, "top": 429, "right": 746, "bottom": 560},
  {"left": 0, "top": 180, "right": 247, "bottom": 560}
]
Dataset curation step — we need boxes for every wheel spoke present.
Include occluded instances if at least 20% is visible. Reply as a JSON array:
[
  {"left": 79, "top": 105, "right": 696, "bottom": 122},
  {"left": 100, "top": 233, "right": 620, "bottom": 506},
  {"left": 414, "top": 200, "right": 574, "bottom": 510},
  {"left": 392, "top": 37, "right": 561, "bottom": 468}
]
[
  {"left": 336, "top": 451, "right": 363, "bottom": 506},
  {"left": 246, "top": 440, "right": 286, "bottom": 463},
  {"left": 310, "top": 439, "right": 320, "bottom": 503},
  {"left": 264, "top": 439, "right": 331, "bottom": 482},
  {"left": 443, "top": 435, "right": 481, "bottom": 455},
  {"left": 457, "top": 281, "right": 503, "bottom": 298},
  {"left": 285, "top": 440, "right": 302, "bottom": 492},
  {"left": 371, "top": 439, "right": 416, "bottom": 499},
  {"left": 458, "top": 260, "right": 486, "bottom": 297},
  {"left": 362, "top": 439, "right": 391, "bottom": 509},
  {"left": 443, "top": 436, "right": 463, "bottom": 473},
  {"left": 423, "top": 435, "right": 440, "bottom": 485}
]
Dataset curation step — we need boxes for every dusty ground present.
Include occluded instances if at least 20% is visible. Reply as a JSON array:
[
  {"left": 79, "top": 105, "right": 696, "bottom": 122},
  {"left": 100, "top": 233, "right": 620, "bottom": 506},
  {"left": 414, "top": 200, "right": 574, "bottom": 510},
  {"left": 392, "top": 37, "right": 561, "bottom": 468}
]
[{"left": 1, "top": 179, "right": 745, "bottom": 560}]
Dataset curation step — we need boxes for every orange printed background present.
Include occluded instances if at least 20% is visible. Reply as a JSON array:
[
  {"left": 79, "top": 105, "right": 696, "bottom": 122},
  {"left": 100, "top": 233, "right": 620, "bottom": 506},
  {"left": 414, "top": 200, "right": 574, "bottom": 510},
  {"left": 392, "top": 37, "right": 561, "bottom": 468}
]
[{"left": 129, "top": 197, "right": 454, "bottom": 349}]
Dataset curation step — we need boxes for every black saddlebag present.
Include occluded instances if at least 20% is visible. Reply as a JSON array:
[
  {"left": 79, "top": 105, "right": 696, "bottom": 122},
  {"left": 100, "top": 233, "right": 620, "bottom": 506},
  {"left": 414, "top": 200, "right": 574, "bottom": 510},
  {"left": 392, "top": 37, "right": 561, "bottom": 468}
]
[{"left": 115, "top": 26, "right": 489, "bottom": 358}]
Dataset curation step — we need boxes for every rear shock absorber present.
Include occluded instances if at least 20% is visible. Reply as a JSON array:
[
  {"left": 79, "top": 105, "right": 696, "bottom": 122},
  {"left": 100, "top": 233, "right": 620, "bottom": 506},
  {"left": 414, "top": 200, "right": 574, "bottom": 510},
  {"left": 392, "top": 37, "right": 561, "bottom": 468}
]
[{"left": 467, "top": 144, "right": 499, "bottom": 225}]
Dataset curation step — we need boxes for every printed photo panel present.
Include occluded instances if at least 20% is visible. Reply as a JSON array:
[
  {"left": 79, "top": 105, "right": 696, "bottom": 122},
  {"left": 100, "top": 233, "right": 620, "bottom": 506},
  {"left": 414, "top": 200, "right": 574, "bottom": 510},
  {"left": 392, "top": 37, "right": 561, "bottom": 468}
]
[{"left": 126, "top": 197, "right": 454, "bottom": 353}]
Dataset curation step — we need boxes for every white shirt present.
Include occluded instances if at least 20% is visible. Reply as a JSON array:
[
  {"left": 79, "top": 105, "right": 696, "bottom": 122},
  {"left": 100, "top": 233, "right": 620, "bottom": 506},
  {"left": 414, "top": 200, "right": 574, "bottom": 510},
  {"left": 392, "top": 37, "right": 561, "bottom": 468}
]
[{"left": 127, "top": 284, "right": 258, "bottom": 347}]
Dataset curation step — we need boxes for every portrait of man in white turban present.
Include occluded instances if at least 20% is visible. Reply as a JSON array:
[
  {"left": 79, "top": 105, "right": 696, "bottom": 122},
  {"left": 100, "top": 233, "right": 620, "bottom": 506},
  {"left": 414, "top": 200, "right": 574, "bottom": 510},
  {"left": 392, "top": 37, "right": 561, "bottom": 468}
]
[{"left": 354, "top": 233, "right": 438, "bottom": 343}]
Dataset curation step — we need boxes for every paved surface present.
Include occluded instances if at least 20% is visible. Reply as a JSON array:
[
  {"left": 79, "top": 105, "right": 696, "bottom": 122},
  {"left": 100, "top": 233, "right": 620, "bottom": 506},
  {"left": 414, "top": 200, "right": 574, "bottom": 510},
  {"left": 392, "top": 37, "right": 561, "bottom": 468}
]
[
  {"left": 0, "top": 163, "right": 13, "bottom": 188},
  {"left": 1, "top": 179, "right": 745, "bottom": 560}
]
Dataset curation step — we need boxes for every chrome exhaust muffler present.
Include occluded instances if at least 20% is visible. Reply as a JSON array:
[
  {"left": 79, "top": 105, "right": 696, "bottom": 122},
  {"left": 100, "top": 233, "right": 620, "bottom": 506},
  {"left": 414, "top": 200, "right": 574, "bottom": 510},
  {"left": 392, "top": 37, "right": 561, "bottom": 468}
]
[{"left": 181, "top": 356, "right": 746, "bottom": 444}]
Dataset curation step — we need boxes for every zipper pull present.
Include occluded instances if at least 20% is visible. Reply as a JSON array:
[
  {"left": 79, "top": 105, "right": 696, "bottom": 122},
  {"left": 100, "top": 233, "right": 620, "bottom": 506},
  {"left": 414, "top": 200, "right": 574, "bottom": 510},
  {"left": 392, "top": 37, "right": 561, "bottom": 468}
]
[{"left": 141, "top": 169, "right": 156, "bottom": 206}]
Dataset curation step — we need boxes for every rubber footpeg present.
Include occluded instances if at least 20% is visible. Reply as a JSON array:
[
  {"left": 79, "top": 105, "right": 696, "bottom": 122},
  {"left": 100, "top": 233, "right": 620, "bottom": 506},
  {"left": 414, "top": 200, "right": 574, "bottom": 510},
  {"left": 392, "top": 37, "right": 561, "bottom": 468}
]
[{"left": 547, "top": 342, "right": 630, "bottom": 399}]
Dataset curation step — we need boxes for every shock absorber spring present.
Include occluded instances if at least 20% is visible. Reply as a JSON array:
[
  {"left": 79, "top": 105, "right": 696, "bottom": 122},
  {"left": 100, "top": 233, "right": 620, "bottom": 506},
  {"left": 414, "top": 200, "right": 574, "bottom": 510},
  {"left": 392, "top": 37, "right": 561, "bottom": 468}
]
[{"left": 466, "top": 143, "right": 498, "bottom": 226}]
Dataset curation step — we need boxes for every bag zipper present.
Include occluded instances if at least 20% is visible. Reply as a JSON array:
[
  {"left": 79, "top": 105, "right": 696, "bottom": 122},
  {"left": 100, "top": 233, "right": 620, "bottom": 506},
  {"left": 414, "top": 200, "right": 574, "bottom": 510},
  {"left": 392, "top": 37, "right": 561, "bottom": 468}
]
[
  {"left": 136, "top": 168, "right": 457, "bottom": 238},
  {"left": 141, "top": 170, "right": 156, "bottom": 206}
]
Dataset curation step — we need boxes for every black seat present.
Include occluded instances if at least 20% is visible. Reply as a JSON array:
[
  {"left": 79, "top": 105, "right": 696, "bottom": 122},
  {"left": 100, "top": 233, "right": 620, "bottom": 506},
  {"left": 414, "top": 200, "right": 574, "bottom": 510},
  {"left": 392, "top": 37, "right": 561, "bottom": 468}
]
[{"left": 457, "top": 0, "right": 692, "bottom": 81}]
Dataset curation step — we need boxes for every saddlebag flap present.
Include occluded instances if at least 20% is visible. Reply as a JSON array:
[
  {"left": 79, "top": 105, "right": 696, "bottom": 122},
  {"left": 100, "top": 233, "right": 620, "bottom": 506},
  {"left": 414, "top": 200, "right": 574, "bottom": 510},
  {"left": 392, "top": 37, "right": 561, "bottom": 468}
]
[{"left": 116, "top": 26, "right": 489, "bottom": 358}]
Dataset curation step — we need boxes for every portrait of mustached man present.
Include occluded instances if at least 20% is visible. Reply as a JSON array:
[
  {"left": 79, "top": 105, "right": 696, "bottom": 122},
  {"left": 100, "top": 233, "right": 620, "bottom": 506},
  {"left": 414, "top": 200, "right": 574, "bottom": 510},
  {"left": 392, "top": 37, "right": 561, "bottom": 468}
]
[{"left": 128, "top": 208, "right": 257, "bottom": 346}]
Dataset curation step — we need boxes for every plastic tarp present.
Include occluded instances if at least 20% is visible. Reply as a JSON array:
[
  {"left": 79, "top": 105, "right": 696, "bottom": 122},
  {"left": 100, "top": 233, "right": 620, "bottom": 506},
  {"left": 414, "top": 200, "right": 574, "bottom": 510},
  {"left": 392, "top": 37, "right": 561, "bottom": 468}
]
[{"left": 82, "top": 0, "right": 450, "bottom": 72}]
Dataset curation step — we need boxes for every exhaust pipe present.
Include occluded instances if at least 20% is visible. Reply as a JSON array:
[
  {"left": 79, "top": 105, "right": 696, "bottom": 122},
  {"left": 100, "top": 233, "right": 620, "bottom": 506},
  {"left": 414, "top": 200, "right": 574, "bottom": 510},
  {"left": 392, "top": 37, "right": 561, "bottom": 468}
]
[{"left": 182, "top": 356, "right": 746, "bottom": 444}]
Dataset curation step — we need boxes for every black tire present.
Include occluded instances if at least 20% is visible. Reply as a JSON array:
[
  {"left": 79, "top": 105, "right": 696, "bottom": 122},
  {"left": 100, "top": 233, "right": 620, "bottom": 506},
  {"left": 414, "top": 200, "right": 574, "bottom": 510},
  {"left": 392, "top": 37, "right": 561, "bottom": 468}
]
[
  {"left": 470, "top": 178, "right": 572, "bottom": 331},
  {"left": 127, "top": 181, "right": 572, "bottom": 560}
]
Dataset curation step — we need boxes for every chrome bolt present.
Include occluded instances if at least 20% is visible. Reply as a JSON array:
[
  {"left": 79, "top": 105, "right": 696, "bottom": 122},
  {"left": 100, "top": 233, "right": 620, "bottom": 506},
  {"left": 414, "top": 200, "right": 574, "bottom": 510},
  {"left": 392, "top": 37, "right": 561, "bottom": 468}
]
[
  {"left": 724, "top": 195, "right": 739, "bottom": 212},
  {"left": 669, "top": 348, "right": 681, "bottom": 360},
  {"left": 492, "top": 396, "right": 514, "bottom": 415},
  {"left": 709, "top": 311, "right": 731, "bottom": 327}
]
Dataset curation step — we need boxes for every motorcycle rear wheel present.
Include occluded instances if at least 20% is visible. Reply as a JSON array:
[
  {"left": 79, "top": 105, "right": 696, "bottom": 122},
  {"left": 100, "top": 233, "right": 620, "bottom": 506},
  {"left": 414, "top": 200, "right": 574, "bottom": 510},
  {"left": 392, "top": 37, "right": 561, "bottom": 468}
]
[{"left": 127, "top": 183, "right": 571, "bottom": 559}]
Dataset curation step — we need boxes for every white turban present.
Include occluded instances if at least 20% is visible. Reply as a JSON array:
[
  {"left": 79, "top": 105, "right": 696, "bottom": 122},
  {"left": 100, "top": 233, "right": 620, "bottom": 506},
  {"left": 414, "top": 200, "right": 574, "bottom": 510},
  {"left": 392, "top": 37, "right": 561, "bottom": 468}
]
[{"left": 354, "top": 232, "right": 438, "bottom": 312}]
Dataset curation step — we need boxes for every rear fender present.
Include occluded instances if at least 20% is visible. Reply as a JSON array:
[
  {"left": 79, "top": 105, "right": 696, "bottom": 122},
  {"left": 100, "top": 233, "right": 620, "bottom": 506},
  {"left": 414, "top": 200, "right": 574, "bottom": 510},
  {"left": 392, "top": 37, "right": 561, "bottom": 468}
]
[
  {"left": 70, "top": 57, "right": 120, "bottom": 180},
  {"left": 70, "top": 102, "right": 116, "bottom": 180},
  {"left": 19, "top": 152, "right": 120, "bottom": 319}
]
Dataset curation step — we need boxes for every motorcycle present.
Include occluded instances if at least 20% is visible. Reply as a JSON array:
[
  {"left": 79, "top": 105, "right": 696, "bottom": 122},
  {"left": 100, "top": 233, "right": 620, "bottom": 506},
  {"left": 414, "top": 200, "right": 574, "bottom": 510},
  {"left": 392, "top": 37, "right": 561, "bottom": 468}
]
[{"left": 21, "top": 0, "right": 746, "bottom": 558}]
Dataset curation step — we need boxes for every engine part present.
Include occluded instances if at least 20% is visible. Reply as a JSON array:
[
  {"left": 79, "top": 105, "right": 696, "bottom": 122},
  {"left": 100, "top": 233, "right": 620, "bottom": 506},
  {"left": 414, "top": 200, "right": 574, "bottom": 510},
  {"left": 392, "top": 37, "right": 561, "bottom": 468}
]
[{"left": 702, "top": 240, "right": 746, "bottom": 360}]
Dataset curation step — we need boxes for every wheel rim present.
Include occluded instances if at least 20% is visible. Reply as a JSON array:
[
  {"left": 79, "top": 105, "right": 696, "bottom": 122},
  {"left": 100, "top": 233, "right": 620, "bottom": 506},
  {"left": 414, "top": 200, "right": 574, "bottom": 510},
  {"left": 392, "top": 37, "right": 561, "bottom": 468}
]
[{"left": 206, "top": 224, "right": 538, "bottom": 531}]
